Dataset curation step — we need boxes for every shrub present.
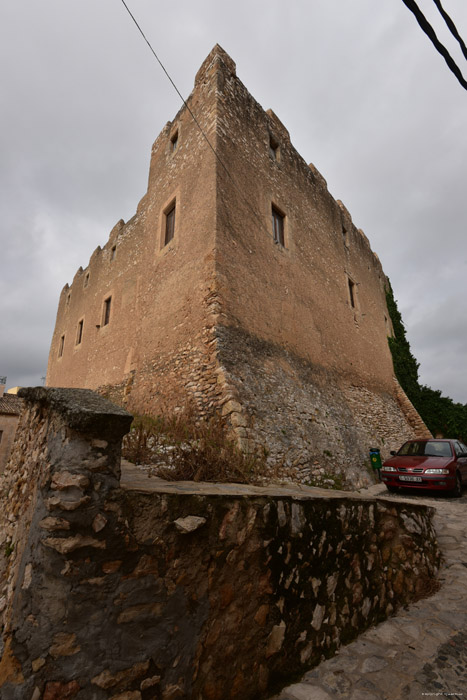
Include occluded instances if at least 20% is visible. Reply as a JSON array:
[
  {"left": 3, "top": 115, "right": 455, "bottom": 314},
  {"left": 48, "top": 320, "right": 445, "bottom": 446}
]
[
  {"left": 122, "top": 406, "right": 264, "bottom": 483},
  {"left": 386, "top": 281, "right": 467, "bottom": 442}
]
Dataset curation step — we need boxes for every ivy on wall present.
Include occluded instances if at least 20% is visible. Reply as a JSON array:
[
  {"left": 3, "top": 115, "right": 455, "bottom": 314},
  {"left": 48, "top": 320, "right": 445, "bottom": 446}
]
[{"left": 386, "top": 282, "right": 467, "bottom": 443}]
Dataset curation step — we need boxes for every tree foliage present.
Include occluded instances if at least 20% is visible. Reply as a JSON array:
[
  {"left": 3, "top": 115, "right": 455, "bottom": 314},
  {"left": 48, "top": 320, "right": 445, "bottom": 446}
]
[{"left": 386, "top": 282, "right": 467, "bottom": 442}]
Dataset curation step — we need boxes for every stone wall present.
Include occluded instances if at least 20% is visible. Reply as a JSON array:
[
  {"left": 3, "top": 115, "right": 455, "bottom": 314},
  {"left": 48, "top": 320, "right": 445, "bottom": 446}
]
[
  {"left": 0, "top": 389, "right": 441, "bottom": 700},
  {"left": 215, "top": 326, "right": 425, "bottom": 488},
  {"left": 0, "top": 391, "right": 23, "bottom": 474},
  {"left": 0, "top": 388, "right": 133, "bottom": 700},
  {"left": 394, "top": 378, "right": 432, "bottom": 439},
  {"left": 0, "top": 413, "right": 21, "bottom": 475}
]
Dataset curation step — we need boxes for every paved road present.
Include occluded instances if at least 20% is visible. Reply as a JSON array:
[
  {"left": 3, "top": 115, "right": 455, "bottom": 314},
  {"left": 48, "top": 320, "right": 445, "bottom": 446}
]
[{"left": 271, "top": 485, "right": 467, "bottom": 700}]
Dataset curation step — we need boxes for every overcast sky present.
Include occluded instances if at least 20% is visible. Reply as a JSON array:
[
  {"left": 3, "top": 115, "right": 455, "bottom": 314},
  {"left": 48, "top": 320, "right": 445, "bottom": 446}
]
[{"left": 1, "top": 0, "right": 466, "bottom": 404}]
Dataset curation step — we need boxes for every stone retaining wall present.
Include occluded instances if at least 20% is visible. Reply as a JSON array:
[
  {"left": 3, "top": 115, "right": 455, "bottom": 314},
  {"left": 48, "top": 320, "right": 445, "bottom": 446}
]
[
  {"left": 0, "top": 389, "right": 441, "bottom": 700},
  {"left": 215, "top": 326, "right": 425, "bottom": 489}
]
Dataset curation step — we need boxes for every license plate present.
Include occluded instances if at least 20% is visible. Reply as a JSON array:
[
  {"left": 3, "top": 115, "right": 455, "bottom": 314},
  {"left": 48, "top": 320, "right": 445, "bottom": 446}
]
[{"left": 399, "top": 475, "right": 423, "bottom": 483}]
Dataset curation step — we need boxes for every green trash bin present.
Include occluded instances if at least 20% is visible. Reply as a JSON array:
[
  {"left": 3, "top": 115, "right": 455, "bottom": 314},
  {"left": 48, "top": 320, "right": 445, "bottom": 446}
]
[{"left": 370, "top": 447, "right": 382, "bottom": 480}]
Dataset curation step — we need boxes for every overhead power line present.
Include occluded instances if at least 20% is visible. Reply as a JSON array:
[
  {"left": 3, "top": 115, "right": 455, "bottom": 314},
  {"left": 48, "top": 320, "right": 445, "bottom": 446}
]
[
  {"left": 432, "top": 0, "right": 467, "bottom": 61},
  {"left": 119, "top": 0, "right": 278, "bottom": 243},
  {"left": 119, "top": 0, "right": 216, "bottom": 159},
  {"left": 401, "top": 0, "right": 467, "bottom": 90}
]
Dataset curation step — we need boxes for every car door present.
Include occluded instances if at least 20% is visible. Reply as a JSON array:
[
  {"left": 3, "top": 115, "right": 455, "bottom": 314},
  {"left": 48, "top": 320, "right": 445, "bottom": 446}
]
[{"left": 454, "top": 442, "right": 467, "bottom": 483}]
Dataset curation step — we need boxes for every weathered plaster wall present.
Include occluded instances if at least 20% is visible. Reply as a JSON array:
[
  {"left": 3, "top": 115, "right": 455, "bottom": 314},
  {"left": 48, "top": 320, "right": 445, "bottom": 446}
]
[
  {"left": 214, "top": 62, "right": 394, "bottom": 391},
  {"left": 211, "top": 49, "right": 431, "bottom": 471},
  {"left": 0, "top": 389, "right": 441, "bottom": 700},
  {"left": 45, "top": 51, "right": 223, "bottom": 417}
]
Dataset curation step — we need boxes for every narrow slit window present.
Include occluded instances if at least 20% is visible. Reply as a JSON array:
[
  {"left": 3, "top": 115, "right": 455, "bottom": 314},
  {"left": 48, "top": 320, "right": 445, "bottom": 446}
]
[
  {"left": 111, "top": 245, "right": 116, "bottom": 261},
  {"left": 0, "top": 431, "right": 3, "bottom": 444},
  {"left": 84, "top": 272, "right": 90, "bottom": 288},
  {"left": 171, "top": 131, "right": 178, "bottom": 152},
  {"left": 272, "top": 206, "right": 285, "bottom": 247},
  {"left": 58, "top": 335, "right": 65, "bottom": 358},
  {"left": 384, "top": 315, "right": 390, "bottom": 335},
  {"left": 343, "top": 226, "right": 349, "bottom": 247},
  {"left": 348, "top": 278, "right": 356, "bottom": 308},
  {"left": 103, "top": 297, "right": 112, "bottom": 326},
  {"left": 269, "top": 135, "right": 279, "bottom": 161},
  {"left": 165, "top": 204, "right": 176, "bottom": 245},
  {"left": 76, "top": 320, "right": 84, "bottom": 345},
  {"left": 66, "top": 293, "right": 71, "bottom": 306}
]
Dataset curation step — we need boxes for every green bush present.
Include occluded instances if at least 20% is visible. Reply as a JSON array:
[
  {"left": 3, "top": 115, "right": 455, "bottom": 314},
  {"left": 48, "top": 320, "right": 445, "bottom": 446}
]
[{"left": 386, "top": 282, "right": 467, "bottom": 442}]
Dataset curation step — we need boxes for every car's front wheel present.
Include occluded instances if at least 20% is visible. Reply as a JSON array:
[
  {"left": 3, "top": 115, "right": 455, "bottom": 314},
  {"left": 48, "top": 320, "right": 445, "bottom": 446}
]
[{"left": 451, "top": 472, "right": 463, "bottom": 498}]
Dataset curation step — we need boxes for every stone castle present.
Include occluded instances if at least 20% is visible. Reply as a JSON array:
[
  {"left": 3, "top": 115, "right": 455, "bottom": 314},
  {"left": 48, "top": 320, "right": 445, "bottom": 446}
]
[{"left": 46, "top": 45, "right": 429, "bottom": 486}]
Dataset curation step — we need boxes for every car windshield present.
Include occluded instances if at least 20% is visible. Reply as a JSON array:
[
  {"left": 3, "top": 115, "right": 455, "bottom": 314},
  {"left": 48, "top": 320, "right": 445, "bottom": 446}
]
[{"left": 398, "top": 441, "right": 452, "bottom": 458}]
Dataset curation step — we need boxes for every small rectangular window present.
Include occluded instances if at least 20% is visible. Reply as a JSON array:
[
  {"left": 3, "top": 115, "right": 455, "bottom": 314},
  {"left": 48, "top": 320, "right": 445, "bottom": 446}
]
[
  {"left": 58, "top": 335, "right": 65, "bottom": 358},
  {"left": 111, "top": 245, "right": 116, "bottom": 261},
  {"left": 171, "top": 131, "right": 179, "bottom": 152},
  {"left": 348, "top": 278, "right": 356, "bottom": 308},
  {"left": 76, "top": 320, "right": 84, "bottom": 345},
  {"left": 0, "top": 430, "right": 3, "bottom": 444},
  {"left": 272, "top": 206, "right": 285, "bottom": 247},
  {"left": 165, "top": 204, "right": 176, "bottom": 245},
  {"left": 103, "top": 297, "right": 112, "bottom": 326}
]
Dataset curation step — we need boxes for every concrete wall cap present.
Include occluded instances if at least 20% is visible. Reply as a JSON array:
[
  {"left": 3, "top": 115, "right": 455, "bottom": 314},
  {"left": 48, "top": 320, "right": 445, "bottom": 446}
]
[{"left": 18, "top": 387, "right": 133, "bottom": 440}]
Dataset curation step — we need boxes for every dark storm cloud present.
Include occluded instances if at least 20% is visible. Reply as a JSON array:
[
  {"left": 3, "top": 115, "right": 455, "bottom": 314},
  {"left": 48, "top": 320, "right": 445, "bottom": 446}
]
[{"left": 1, "top": 0, "right": 466, "bottom": 402}]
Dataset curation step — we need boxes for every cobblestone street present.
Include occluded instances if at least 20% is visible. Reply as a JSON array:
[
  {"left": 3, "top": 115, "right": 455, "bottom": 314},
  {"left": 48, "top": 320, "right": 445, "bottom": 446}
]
[{"left": 271, "top": 485, "right": 467, "bottom": 700}]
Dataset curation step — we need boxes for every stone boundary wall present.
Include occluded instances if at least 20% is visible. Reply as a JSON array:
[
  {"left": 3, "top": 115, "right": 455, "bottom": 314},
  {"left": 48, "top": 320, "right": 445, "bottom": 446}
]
[
  {"left": 0, "top": 389, "right": 441, "bottom": 700},
  {"left": 0, "top": 413, "right": 22, "bottom": 475}
]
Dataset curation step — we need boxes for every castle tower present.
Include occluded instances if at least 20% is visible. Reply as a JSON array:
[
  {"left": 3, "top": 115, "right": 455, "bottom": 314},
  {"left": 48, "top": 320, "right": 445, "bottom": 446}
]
[{"left": 46, "top": 45, "right": 430, "bottom": 486}]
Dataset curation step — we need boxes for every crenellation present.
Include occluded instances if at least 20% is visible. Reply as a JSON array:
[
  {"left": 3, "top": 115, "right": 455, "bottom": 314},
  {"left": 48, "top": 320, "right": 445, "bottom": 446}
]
[
  {"left": 308, "top": 161, "right": 328, "bottom": 191},
  {"left": 266, "top": 108, "right": 290, "bottom": 141}
]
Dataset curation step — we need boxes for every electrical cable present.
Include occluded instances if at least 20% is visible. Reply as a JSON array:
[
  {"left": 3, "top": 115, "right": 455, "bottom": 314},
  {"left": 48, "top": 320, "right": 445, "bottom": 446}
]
[
  {"left": 432, "top": 0, "right": 467, "bottom": 61},
  {"left": 401, "top": 0, "right": 467, "bottom": 90},
  {"left": 119, "top": 0, "right": 215, "bottom": 158},
  {"left": 119, "top": 0, "right": 277, "bottom": 242}
]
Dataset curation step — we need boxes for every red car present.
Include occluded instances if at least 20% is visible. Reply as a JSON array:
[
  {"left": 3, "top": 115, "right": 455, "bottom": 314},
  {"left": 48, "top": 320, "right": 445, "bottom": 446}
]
[{"left": 381, "top": 439, "right": 467, "bottom": 497}]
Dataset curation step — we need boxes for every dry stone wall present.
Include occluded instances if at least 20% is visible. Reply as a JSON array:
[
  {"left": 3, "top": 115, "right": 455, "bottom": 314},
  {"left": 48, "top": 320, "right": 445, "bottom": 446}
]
[
  {"left": 393, "top": 378, "right": 432, "bottom": 438},
  {"left": 0, "top": 413, "right": 21, "bottom": 475},
  {"left": 0, "top": 388, "right": 133, "bottom": 700},
  {"left": 215, "top": 326, "right": 422, "bottom": 489},
  {"left": 0, "top": 389, "right": 441, "bottom": 700}
]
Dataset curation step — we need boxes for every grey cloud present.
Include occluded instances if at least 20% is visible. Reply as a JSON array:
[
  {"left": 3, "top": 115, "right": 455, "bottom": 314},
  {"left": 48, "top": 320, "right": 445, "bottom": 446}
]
[{"left": 1, "top": 0, "right": 466, "bottom": 405}]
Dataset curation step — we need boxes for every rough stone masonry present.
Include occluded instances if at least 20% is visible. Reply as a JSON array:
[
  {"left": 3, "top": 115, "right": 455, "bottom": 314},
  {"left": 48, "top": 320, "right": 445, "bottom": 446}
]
[
  {"left": 0, "top": 389, "right": 441, "bottom": 699},
  {"left": 45, "top": 45, "right": 430, "bottom": 488}
]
